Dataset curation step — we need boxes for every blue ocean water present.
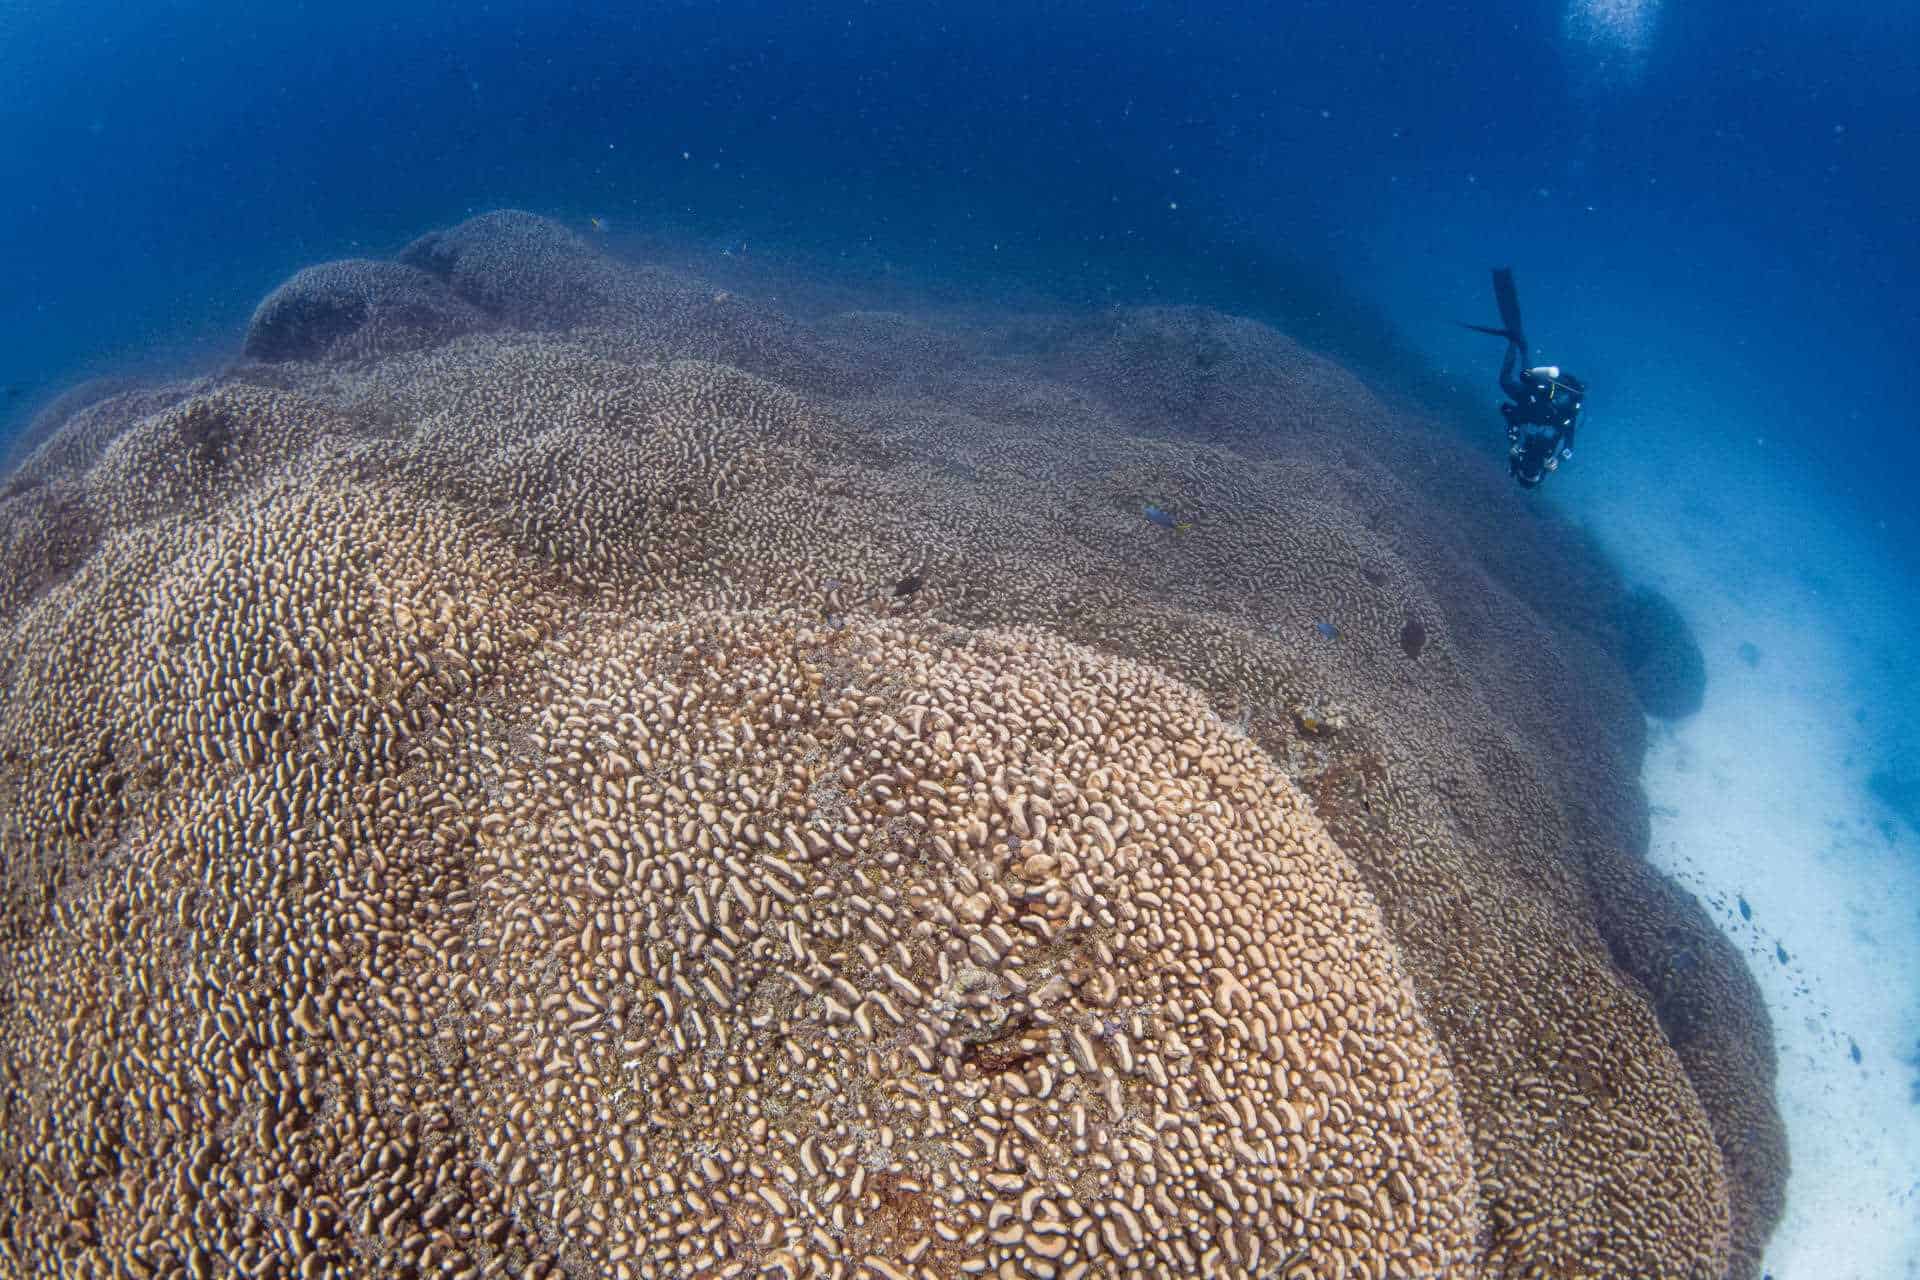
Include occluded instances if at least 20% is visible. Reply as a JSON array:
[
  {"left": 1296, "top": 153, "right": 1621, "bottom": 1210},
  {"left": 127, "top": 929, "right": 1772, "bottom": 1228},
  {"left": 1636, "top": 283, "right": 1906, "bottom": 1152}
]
[
  {"left": 3, "top": 1, "right": 1915, "bottom": 480},
  {"left": 11, "top": 0, "right": 1911, "bottom": 753},
  {"left": 2, "top": 0, "right": 1917, "bottom": 1271}
]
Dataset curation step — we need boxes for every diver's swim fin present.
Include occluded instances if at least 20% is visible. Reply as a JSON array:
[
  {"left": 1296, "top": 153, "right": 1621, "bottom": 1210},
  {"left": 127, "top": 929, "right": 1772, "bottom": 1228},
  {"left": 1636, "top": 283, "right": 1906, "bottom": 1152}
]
[
  {"left": 1459, "top": 268, "right": 1528, "bottom": 344},
  {"left": 1491, "top": 266, "right": 1526, "bottom": 347}
]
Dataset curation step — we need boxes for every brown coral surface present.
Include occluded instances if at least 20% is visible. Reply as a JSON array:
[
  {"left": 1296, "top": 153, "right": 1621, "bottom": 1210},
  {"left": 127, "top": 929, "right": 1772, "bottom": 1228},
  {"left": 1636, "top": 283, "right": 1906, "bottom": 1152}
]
[{"left": 0, "top": 210, "right": 1783, "bottom": 1279}]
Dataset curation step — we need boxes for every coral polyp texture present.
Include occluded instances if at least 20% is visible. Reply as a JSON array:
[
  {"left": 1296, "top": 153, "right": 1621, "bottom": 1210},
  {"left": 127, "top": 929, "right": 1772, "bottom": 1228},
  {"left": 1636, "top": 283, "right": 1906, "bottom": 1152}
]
[{"left": 0, "top": 210, "right": 1783, "bottom": 1280}]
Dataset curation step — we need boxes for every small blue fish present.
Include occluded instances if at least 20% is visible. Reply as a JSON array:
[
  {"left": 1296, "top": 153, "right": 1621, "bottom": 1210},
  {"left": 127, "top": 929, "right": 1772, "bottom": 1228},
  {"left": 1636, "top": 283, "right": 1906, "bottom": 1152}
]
[
  {"left": 1315, "top": 621, "right": 1340, "bottom": 640},
  {"left": 1143, "top": 504, "right": 1191, "bottom": 533},
  {"left": 1738, "top": 895, "right": 1751, "bottom": 921}
]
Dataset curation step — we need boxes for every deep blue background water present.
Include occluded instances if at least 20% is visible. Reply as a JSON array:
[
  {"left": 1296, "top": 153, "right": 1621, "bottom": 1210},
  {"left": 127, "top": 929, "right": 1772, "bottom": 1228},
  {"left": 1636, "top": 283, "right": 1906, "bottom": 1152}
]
[
  {"left": 5, "top": 1, "right": 1913, "bottom": 464},
  {"left": 1, "top": 0, "right": 1915, "bottom": 713}
]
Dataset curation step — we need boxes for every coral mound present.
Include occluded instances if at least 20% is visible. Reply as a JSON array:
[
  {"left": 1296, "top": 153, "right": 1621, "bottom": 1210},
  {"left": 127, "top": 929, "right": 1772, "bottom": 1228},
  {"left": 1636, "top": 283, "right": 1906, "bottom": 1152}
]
[
  {"left": 244, "top": 260, "right": 487, "bottom": 364},
  {"left": 0, "top": 210, "right": 1783, "bottom": 1279},
  {"left": 1614, "top": 585, "right": 1708, "bottom": 720},
  {"left": 466, "top": 615, "right": 1483, "bottom": 1273}
]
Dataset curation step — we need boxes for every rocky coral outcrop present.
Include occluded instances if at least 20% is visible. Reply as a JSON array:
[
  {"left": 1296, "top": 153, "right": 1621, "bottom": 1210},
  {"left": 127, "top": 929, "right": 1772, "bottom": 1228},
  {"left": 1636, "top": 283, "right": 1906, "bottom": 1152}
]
[
  {"left": 1613, "top": 585, "right": 1709, "bottom": 720},
  {"left": 243, "top": 259, "right": 487, "bottom": 365},
  {"left": 398, "top": 210, "right": 859, "bottom": 397},
  {"left": 0, "top": 210, "right": 1783, "bottom": 1279}
]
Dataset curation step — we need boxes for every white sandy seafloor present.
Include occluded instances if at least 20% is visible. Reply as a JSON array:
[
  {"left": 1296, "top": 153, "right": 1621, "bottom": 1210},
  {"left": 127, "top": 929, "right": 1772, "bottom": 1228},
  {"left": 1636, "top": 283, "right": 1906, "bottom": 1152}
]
[
  {"left": 1343, "top": 111, "right": 1920, "bottom": 1276},
  {"left": 1558, "top": 428, "right": 1920, "bottom": 1279}
]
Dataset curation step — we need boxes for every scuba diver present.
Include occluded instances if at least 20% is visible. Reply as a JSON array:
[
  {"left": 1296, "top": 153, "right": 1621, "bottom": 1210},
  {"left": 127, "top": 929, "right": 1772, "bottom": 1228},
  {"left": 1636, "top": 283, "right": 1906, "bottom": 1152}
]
[{"left": 1462, "top": 268, "right": 1586, "bottom": 488}]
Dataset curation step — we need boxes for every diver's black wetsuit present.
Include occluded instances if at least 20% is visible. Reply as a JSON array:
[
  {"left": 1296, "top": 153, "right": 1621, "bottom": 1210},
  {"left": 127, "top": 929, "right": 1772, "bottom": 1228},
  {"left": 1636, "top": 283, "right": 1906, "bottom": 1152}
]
[
  {"left": 1463, "top": 268, "right": 1587, "bottom": 487},
  {"left": 1499, "top": 339, "right": 1583, "bottom": 488}
]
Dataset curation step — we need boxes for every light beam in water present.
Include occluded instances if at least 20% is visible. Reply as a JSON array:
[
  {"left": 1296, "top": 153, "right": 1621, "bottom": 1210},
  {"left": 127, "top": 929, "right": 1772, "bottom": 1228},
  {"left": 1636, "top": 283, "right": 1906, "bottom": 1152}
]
[{"left": 1564, "top": 0, "right": 1662, "bottom": 86}]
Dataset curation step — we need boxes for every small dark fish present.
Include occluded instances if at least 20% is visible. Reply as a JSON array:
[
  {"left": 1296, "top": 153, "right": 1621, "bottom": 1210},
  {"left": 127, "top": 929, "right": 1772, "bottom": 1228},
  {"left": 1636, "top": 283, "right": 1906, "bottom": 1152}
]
[
  {"left": 1738, "top": 895, "right": 1751, "bottom": 921},
  {"left": 1143, "top": 504, "right": 1190, "bottom": 532},
  {"left": 1399, "top": 616, "right": 1426, "bottom": 660},
  {"left": 1849, "top": 1038, "right": 1862, "bottom": 1064},
  {"left": 893, "top": 573, "right": 923, "bottom": 598},
  {"left": 1315, "top": 621, "right": 1340, "bottom": 640},
  {"left": 1775, "top": 942, "right": 1790, "bottom": 965},
  {"left": 2, "top": 385, "right": 21, "bottom": 400}
]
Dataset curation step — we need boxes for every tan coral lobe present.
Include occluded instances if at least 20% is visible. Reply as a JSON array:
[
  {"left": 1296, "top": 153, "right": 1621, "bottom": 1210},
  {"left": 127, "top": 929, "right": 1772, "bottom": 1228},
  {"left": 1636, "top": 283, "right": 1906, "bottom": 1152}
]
[{"left": 0, "top": 209, "right": 1780, "bottom": 1280}]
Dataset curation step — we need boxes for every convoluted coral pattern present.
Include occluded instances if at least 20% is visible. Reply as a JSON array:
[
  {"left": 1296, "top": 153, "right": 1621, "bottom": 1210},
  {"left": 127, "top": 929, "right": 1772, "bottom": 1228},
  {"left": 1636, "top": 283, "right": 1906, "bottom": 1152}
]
[{"left": 0, "top": 211, "right": 1781, "bottom": 1280}]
